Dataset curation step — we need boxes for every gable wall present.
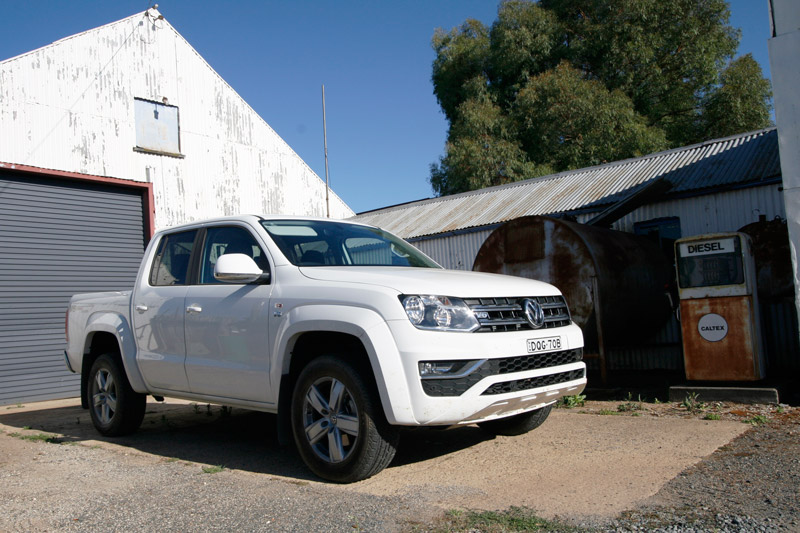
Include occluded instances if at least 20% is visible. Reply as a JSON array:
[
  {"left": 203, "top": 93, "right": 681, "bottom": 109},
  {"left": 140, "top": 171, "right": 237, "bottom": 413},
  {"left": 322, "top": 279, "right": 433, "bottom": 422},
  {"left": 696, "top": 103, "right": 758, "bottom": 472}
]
[{"left": 0, "top": 11, "right": 353, "bottom": 229}]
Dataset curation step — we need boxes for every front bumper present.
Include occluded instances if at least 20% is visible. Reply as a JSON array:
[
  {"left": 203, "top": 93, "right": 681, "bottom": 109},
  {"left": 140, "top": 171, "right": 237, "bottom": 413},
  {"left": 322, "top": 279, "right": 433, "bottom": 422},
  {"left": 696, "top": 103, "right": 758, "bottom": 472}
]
[{"left": 386, "top": 320, "right": 586, "bottom": 425}]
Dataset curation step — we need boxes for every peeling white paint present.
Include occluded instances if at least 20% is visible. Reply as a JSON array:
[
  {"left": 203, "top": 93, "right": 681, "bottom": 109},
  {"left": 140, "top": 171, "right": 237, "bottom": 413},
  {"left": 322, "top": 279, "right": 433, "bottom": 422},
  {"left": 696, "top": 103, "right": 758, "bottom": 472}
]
[{"left": 0, "top": 8, "right": 353, "bottom": 229}]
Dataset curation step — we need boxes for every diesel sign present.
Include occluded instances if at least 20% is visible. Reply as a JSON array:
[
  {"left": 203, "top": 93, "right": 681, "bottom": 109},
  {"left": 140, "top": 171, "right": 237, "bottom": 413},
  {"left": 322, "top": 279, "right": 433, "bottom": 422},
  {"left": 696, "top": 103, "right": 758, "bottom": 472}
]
[{"left": 679, "top": 237, "right": 735, "bottom": 258}]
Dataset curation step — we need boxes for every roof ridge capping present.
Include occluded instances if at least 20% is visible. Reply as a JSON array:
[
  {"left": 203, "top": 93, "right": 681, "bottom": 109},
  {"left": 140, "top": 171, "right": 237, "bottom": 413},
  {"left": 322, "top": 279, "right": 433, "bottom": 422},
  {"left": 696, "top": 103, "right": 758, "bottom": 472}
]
[{"left": 356, "top": 127, "right": 777, "bottom": 217}]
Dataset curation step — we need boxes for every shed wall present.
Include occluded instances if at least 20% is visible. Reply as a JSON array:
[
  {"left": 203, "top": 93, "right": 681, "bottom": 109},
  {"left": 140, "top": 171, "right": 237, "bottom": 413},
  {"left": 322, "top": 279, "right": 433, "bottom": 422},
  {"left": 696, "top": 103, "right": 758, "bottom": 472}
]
[
  {"left": 412, "top": 185, "right": 785, "bottom": 271},
  {"left": 0, "top": 10, "right": 353, "bottom": 230}
]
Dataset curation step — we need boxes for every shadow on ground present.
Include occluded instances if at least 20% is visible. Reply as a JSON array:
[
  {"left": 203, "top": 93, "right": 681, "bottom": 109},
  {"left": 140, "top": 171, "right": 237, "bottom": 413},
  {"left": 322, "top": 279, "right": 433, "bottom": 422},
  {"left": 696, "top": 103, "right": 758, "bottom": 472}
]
[{"left": 0, "top": 399, "right": 493, "bottom": 481}]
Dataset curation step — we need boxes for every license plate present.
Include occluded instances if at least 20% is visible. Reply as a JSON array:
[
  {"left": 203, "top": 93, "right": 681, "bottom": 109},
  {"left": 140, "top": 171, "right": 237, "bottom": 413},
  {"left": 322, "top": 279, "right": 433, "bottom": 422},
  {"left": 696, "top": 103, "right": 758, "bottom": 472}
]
[{"left": 527, "top": 336, "right": 562, "bottom": 354}]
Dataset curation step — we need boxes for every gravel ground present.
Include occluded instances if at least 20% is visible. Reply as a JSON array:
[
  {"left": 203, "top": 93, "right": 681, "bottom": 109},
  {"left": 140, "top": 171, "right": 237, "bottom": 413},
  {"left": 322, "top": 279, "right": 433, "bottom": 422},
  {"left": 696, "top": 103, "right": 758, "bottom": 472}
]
[{"left": 0, "top": 398, "right": 796, "bottom": 532}]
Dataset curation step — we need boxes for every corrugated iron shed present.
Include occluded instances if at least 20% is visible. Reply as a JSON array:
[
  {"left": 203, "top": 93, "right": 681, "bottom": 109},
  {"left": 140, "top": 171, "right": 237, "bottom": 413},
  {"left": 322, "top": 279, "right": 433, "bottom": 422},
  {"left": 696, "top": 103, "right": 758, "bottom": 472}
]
[{"left": 354, "top": 128, "right": 780, "bottom": 239}]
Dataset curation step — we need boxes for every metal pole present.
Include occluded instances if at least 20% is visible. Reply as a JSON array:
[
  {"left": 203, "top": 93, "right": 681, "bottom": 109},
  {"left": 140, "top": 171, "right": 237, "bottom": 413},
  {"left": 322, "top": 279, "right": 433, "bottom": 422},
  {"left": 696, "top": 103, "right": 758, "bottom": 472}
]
[{"left": 322, "top": 84, "right": 330, "bottom": 218}]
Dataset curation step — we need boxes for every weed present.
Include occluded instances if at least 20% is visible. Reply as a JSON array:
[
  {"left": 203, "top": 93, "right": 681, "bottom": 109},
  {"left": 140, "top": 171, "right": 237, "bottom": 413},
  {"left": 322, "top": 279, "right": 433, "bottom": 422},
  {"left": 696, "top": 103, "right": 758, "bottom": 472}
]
[
  {"left": 680, "top": 392, "right": 706, "bottom": 413},
  {"left": 704, "top": 413, "right": 721, "bottom": 421},
  {"left": 776, "top": 405, "right": 785, "bottom": 414},
  {"left": 206, "top": 404, "right": 213, "bottom": 417},
  {"left": 201, "top": 465, "right": 225, "bottom": 474},
  {"left": 434, "top": 506, "right": 579, "bottom": 532},
  {"left": 617, "top": 393, "right": 643, "bottom": 412},
  {"left": 597, "top": 409, "right": 617, "bottom": 415},
  {"left": 23, "top": 426, "right": 31, "bottom": 430},
  {"left": 10, "top": 432, "right": 62, "bottom": 444},
  {"left": 192, "top": 403, "right": 200, "bottom": 414},
  {"left": 221, "top": 405, "right": 232, "bottom": 417},
  {"left": 744, "top": 415, "right": 768, "bottom": 426},
  {"left": 557, "top": 394, "right": 586, "bottom": 409}
]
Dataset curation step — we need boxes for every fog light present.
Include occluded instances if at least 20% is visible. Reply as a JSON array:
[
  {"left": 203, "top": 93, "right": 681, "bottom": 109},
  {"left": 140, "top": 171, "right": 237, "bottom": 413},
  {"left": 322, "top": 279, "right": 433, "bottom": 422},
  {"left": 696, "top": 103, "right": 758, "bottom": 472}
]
[{"left": 419, "top": 361, "right": 456, "bottom": 376}]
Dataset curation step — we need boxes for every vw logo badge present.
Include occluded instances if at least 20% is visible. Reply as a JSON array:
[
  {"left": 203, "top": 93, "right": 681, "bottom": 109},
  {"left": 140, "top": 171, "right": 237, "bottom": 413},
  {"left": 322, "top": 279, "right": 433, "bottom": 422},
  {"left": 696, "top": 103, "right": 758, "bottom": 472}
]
[{"left": 523, "top": 299, "right": 545, "bottom": 329}]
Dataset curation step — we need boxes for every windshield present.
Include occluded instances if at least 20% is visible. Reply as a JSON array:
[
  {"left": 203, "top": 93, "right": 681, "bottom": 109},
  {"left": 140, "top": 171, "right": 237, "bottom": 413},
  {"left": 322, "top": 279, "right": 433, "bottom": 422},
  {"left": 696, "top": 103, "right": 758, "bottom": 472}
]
[{"left": 260, "top": 219, "right": 441, "bottom": 268}]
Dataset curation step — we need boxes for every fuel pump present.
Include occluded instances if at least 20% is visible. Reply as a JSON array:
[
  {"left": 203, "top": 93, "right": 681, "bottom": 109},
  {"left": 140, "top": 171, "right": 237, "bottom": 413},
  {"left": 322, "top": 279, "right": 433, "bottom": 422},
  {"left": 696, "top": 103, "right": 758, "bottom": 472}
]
[{"left": 675, "top": 233, "right": 765, "bottom": 381}]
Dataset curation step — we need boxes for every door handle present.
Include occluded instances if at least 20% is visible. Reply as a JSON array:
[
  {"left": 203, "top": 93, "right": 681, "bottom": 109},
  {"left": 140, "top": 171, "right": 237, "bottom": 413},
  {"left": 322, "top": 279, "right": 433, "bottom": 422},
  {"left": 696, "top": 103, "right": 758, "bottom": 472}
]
[
  {"left": 135, "top": 305, "right": 148, "bottom": 313},
  {"left": 186, "top": 305, "right": 203, "bottom": 314}
]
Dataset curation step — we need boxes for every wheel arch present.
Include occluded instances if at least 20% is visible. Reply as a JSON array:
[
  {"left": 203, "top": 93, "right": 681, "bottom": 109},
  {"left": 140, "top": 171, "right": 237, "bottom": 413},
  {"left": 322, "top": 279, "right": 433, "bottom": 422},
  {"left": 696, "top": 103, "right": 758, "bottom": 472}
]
[
  {"left": 276, "top": 330, "right": 372, "bottom": 446},
  {"left": 80, "top": 312, "right": 148, "bottom": 402},
  {"left": 273, "top": 305, "right": 416, "bottom": 443}
]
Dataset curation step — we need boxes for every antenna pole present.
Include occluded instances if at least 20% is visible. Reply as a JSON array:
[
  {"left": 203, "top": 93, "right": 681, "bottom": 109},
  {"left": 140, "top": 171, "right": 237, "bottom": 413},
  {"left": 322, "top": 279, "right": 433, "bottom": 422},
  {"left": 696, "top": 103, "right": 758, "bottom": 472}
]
[{"left": 322, "top": 84, "right": 330, "bottom": 218}]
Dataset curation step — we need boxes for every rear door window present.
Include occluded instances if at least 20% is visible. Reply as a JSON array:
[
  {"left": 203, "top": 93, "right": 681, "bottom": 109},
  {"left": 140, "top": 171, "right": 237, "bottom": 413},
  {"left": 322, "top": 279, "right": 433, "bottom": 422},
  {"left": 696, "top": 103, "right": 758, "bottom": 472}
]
[{"left": 149, "top": 230, "right": 198, "bottom": 286}]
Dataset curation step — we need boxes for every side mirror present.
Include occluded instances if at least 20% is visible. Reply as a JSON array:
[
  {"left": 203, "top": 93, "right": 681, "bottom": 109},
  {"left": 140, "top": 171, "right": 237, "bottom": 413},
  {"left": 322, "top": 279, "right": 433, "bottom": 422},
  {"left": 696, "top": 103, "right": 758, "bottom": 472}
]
[{"left": 214, "top": 254, "right": 270, "bottom": 284}]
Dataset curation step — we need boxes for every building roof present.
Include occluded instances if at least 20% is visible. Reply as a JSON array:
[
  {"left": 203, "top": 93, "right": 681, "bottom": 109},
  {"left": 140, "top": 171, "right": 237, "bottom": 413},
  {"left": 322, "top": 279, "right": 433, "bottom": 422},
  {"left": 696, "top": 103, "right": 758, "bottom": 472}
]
[{"left": 353, "top": 128, "right": 781, "bottom": 239}]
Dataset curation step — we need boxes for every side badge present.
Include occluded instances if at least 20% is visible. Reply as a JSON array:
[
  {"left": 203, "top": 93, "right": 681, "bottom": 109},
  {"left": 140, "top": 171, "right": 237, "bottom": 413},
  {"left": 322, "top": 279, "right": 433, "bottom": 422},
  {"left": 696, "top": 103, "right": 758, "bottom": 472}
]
[{"left": 273, "top": 302, "right": 283, "bottom": 318}]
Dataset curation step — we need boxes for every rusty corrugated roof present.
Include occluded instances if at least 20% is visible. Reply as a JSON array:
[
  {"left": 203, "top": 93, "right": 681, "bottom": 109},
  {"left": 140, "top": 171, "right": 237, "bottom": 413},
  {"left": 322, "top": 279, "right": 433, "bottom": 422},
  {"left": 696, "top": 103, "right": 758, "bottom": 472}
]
[{"left": 353, "top": 128, "right": 780, "bottom": 239}]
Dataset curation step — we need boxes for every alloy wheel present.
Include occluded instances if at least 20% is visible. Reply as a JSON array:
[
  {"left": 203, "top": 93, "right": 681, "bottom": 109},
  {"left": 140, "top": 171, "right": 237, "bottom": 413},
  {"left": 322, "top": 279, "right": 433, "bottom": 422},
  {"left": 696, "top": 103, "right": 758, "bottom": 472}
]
[{"left": 301, "top": 377, "right": 360, "bottom": 463}]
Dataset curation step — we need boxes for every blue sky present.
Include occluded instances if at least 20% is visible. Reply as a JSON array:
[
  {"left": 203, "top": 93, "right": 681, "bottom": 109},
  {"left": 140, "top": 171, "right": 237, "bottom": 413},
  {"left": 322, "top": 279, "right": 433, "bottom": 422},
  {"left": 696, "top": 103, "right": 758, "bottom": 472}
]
[{"left": 0, "top": 1, "right": 773, "bottom": 214}]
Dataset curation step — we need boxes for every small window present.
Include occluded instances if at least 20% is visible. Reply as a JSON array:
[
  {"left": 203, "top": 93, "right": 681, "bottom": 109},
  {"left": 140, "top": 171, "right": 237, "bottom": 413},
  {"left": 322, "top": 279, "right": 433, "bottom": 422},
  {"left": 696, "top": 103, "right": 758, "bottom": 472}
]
[
  {"left": 134, "top": 97, "right": 183, "bottom": 157},
  {"left": 150, "top": 230, "right": 198, "bottom": 286},
  {"left": 200, "top": 226, "right": 270, "bottom": 284}
]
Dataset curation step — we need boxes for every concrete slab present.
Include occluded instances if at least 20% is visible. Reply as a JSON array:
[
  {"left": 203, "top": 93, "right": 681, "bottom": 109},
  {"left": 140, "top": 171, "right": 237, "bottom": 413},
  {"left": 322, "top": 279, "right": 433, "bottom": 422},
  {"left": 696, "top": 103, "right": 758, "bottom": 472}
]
[{"left": 669, "top": 385, "right": 779, "bottom": 405}]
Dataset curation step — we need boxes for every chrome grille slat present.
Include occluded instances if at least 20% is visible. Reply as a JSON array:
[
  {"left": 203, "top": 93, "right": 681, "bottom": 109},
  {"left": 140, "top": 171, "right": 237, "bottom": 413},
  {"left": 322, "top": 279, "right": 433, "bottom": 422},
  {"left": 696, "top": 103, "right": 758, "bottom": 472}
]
[{"left": 465, "top": 295, "right": 572, "bottom": 332}]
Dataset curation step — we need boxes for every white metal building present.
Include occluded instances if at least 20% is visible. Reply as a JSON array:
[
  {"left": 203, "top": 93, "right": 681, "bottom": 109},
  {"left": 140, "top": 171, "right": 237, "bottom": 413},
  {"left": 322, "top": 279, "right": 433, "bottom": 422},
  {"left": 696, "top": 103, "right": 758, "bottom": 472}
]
[
  {"left": 0, "top": 8, "right": 352, "bottom": 226},
  {"left": 0, "top": 9, "right": 352, "bottom": 404}
]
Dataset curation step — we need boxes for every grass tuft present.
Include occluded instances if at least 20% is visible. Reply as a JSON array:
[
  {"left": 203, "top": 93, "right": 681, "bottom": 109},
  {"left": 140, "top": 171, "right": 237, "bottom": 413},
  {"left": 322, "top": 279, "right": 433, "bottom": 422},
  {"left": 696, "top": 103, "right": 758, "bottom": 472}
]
[
  {"left": 431, "top": 506, "right": 581, "bottom": 532},
  {"left": 201, "top": 464, "right": 225, "bottom": 474},
  {"left": 744, "top": 414, "right": 768, "bottom": 426},
  {"left": 9, "top": 432, "right": 63, "bottom": 444}
]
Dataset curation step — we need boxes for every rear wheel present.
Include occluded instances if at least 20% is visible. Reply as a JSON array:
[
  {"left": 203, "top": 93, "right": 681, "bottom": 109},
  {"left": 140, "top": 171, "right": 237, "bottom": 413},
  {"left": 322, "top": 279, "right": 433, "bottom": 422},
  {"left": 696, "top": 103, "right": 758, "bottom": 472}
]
[
  {"left": 88, "top": 353, "right": 146, "bottom": 436},
  {"left": 478, "top": 404, "right": 553, "bottom": 436},
  {"left": 291, "top": 356, "right": 398, "bottom": 482}
]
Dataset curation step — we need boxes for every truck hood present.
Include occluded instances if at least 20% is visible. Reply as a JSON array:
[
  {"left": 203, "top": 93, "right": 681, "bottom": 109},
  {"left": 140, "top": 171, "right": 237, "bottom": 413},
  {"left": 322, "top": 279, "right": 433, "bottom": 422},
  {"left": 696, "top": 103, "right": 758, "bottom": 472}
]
[{"left": 298, "top": 267, "right": 561, "bottom": 298}]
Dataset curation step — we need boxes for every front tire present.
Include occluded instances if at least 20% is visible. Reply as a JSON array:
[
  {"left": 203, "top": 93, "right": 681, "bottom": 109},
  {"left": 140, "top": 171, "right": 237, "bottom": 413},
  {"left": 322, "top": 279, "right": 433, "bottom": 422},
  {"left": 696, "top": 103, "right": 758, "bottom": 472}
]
[
  {"left": 291, "top": 356, "right": 398, "bottom": 483},
  {"left": 478, "top": 404, "right": 553, "bottom": 436},
  {"left": 88, "top": 353, "right": 146, "bottom": 436}
]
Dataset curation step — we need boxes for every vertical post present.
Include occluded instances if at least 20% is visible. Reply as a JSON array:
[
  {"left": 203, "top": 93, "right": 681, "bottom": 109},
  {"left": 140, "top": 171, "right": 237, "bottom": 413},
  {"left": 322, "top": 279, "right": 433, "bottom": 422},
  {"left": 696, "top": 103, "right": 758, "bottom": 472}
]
[
  {"left": 592, "top": 276, "right": 608, "bottom": 385},
  {"left": 322, "top": 85, "right": 331, "bottom": 218}
]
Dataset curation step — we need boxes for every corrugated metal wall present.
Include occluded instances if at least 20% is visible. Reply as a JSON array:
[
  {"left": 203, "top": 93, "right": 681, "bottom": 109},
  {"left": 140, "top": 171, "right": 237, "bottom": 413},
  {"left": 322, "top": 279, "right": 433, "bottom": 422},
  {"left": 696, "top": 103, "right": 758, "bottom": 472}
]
[
  {"left": 0, "top": 171, "right": 146, "bottom": 405},
  {"left": 599, "top": 185, "right": 787, "bottom": 236},
  {"left": 413, "top": 185, "right": 785, "bottom": 271},
  {"left": 0, "top": 9, "right": 353, "bottom": 230},
  {"left": 411, "top": 228, "right": 495, "bottom": 270}
]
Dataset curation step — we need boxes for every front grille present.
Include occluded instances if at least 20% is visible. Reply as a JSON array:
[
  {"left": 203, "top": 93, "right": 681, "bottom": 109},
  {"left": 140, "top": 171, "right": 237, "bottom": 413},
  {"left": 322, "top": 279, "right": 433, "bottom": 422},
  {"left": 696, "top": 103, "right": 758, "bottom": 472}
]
[
  {"left": 493, "top": 348, "right": 583, "bottom": 374},
  {"left": 482, "top": 368, "right": 585, "bottom": 396},
  {"left": 465, "top": 296, "right": 571, "bottom": 332},
  {"left": 421, "top": 348, "right": 583, "bottom": 397}
]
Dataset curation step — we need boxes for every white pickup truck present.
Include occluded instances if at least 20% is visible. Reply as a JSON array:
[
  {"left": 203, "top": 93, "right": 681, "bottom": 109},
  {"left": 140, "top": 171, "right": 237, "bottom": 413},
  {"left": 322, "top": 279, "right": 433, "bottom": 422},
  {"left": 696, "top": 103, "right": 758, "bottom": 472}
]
[{"left": 65, "top": 215, "right": 585, "bottom": 482}]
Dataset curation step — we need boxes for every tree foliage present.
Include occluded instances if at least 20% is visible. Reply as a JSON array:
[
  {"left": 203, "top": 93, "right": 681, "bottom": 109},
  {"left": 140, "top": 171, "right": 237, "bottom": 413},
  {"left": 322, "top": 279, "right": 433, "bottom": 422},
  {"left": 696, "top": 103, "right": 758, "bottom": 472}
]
[{"left": 430, "top": 0, "right": 773, "bottom": 196}]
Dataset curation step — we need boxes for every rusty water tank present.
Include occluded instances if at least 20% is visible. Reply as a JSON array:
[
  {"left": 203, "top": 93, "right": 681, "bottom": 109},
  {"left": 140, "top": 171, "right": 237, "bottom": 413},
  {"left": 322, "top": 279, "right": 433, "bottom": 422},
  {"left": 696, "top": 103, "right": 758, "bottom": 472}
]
[
  {"left": 473, "top": 216, "right": 673, "bottom": 347},
  {"left": 739, "top": 217, "right": 793, "bottom": 301}
]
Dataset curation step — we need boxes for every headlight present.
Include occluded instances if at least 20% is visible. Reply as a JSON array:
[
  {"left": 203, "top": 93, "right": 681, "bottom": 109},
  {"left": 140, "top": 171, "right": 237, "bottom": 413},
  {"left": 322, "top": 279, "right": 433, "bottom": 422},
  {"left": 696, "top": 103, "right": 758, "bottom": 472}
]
[{"left": 401, "top": 295, "right": 480, "bottom": 332}]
